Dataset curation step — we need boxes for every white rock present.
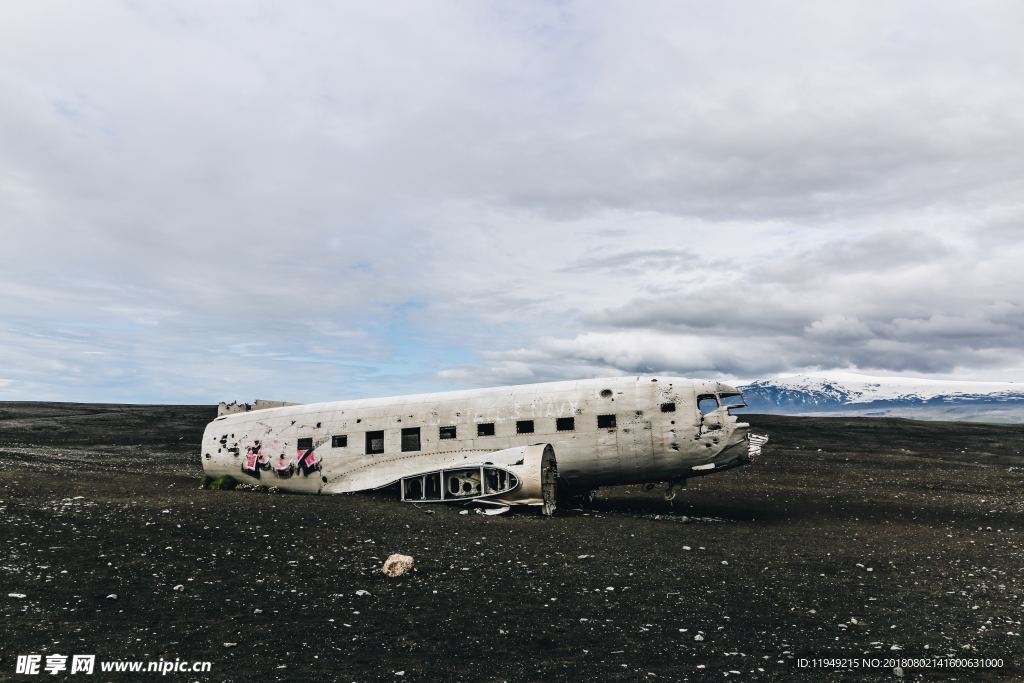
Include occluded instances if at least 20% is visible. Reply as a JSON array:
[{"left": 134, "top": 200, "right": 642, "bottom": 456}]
[
  {"left": 694, "top": 634, "right": 704, "bottom": 641},
  {"left": 382, "top": 554, "right": 415, "bottom": 577},
  {"left": 355, "top": 589, "right": 371, "bottom": 596},
  {"left": 223, "top": 643, "right": 238, "bottom": 648},
  {"left": 105, "top": 594, "right": 118, "bottom": 600},
  {"left": 8, "top": 593, "right": 26, "bottom": 599},
  {"left": 173, "top": 584, "right": 184, "bottom": 591}
]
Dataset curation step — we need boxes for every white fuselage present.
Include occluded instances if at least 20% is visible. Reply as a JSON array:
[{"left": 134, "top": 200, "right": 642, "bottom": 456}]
[{"left": 201, "top": 376, "right": 753, "bottom": 495}]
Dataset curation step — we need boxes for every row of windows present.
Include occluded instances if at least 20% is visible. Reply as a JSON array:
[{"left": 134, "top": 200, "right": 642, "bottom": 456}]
[{"left": 295, "top": 406, "right": 685, "bottom": 456}]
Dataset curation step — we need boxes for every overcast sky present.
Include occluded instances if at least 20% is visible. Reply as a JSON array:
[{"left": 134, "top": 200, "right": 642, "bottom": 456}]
[{"left": 2, "top": 1, "right": 1023, "bottom": 403}]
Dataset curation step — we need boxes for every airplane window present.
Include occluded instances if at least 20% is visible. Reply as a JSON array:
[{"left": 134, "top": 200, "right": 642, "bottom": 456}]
[
  {"left": 597, "top": 414, "right": 616, "bottom": 429},
  {"left": 516, "top": 420, "right": 534, "bottom": 434},
  {"left": 660, "top": 402, "right": 676, "bottom": 413},
  {"left": 719, "top": 393, "right": 746, "bottom": 407},
  {"left": 556, "top": 417, "right": 575, "bottom": 431},
  {"left": 401, "top": 427, "right": 421, "bottom": 452},
  {"left": 697, "top": 395, "right": 719, "bottom": 415},
  {"left": 297, "top": 437, "right": 313, "bottom": 450},
  {"left": 477, "top": 422, "right": 495, "bottom": 437},
  {"left": 331, "top": 434, "right": 347, "bottom": 448},
  {"left": 365, "top": 430, "right": 384, "bottom": 454},
  {"left": 439, "top": 425, "right": 457, "bottom": 439}
]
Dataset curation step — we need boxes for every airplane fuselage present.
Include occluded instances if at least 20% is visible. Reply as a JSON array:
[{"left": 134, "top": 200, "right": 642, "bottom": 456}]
[{"left": 201, "top": 376, "right": 760, "bottom": 507}]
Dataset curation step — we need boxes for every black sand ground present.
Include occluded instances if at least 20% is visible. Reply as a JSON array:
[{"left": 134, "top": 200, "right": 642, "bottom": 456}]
[{"left": 1, "top": 402, "right": 1022, "bottom": 682}]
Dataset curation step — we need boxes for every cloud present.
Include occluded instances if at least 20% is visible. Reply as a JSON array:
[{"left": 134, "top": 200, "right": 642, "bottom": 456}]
[{"left": 1, "top": 1, "right": 1023, "bottom": 401}]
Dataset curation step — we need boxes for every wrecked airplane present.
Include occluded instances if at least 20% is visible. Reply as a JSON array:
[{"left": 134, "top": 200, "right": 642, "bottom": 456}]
[{"left": 201, "top": 376, "right": 767, "bottom": 514}]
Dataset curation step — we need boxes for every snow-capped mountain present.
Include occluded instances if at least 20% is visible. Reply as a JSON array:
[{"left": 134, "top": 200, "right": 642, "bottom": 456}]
[{"left": 737, "top": 372, "right": 1024, "bottom": 423}]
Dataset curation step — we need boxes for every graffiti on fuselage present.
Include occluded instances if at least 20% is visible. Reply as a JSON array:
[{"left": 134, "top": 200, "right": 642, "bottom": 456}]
[
  {"left": 242, "top": 441, "right": 321, "bottom": 480},
  {"left": 264, "top": 449, "right": 321, "bottom": 480},
  {"left": 296, "top": 448, "right": 321, "bottom": 476},
  {"left": 241, "top": 443, "right": 271, "bottom": 478}
]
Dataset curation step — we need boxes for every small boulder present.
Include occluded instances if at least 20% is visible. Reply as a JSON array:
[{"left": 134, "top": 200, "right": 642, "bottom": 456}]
[{"left": 382, "top": 554, "right": 415, "bottom": 577}]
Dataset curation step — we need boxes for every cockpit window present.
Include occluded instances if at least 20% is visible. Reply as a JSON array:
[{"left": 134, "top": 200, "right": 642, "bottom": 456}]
[
  {"left": 718, "top": 393, "right": 746, "bottom": 407},
  {"left": 697, "top": 395, "right": 719, "bottom": 415}
]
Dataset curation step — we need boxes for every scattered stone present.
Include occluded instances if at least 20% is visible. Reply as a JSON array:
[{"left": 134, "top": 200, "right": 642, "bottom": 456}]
[
  {"left": 224, "top": 642, "right": 238, "bottom": 648},
  {"left": 105, "top": 594, "right": 117, "bottom": 600},
  {"left": 172, "top": 584, "right": 184, "bottom": 591},
  {"left": 8, "top": 593, "right": 26, "bottom": 599},
  {"left": 382, "top": 554, "right": 415, "bottom": 577},
  {"left": 355, "top": 589, "right": 371, "bottom": 596}
]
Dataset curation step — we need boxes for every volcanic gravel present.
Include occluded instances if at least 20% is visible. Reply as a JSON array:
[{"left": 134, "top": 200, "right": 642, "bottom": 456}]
[{"left": 1, "top": 402, "right": 1022, "bottom": 681}]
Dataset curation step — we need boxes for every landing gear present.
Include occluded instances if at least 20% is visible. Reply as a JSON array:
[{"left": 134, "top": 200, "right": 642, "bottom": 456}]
[{"left": 664, "top": 478, "right": 686, "bottom": 502}]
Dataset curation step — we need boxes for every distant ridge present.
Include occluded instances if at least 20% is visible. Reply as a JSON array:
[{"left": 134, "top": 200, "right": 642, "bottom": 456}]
[{"left": 738, "top": 372, "right": 1024, "bottom": 423}]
